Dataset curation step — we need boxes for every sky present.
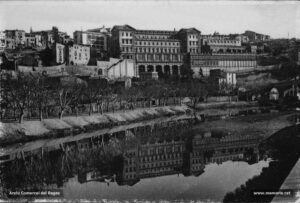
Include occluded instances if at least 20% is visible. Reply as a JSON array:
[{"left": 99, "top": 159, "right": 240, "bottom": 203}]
[{"left": 0, "top": 0, "right": 299, "bottom": 39}]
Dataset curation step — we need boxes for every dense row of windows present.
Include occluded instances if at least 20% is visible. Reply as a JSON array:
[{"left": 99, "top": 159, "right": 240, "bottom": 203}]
[
  {"left": 140, "top": 160, "right": 182, "bottom": 169},
  {"left": 135, "top": 34, "right": 169, "bottom": 40},
  {"left": 192, "top": 60, "right": 218, "bottom": 66},
  {"left": 121, "top": 39, "right": 133, "bottom": 44},
  {"left": 121, "top": 46, "right": 133, "bottom": 52},
  {"left": 137, "top": 47, "right": 180, "bottom": 53},
  {"left": 136, "top": 54, "right": 181, "bottom": 62},
  {"left": 136, "top": 41, "right": 180, "bottom": 47},
  {"left": 207, "top": 39, "right": 240, "bottom": 45},
  {"left": 192, "top": 60, "right": 256, "bottom": 67},
  {"left": 190, "top": 55, "right": 257, "bottom": 61},
  {"left": 141, "top": 154, "right": 181, "bottom": 162}
]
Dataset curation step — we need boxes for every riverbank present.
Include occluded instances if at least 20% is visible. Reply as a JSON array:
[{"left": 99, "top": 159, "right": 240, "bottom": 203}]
[
  {"left": 193, "top": 111, "right": 295, "bottom": 139},
  {"left": 0, "top": 105, "right": 191, "bottom": 146},
  {"left": 196, "top": 101, "right": 258, "bottom": 110}
]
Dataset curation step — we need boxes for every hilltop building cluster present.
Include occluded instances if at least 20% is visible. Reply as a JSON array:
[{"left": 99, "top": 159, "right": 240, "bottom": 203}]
[{"left": 0, "top": 25, "right": 271, "bottom": 82}]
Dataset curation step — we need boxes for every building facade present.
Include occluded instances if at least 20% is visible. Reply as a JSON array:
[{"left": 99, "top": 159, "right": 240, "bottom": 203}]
[
  {"left": 31, "top": 26, "right": 70, "bottom": 49},
  {"left": 209, "top": 69, "right": 237, "bottom": 90},
  {"left": 73, "top": 30, "right": 108, "bottom": 58},
  {"left": 0, "top": 31, "right": 6, "bottom": 52},
  {"left": 4, "top": 30, "right": 26, "bottom": 49},
  {"left": 234, "top": 34, "right": 250, "bottom": 44},
  {"left": 67, "top": 44, "right": 90, "bottom": 65},
  {"left": 190, "top": 53, "right": 257, "bottom": 77},
  {"left": 134, "top": 29, "right": 183, "bottom": 77},
  {"left": 175, "top": 28, "right": 201, "bottom": 54},
  {"left": 201, "top": 33, "right": 247, "bottom": 53},
  {"left": 111, "top": 25, "right": 185, "bottom": 77},
  {"left": 244, "top": 30, "right": 270, "bottom": 42},
  {"left": 25, "top": 33, "right": 36, "bottom": 47},
  {"left": 53, "top": 43, "right": 65, "bottom": 64},
  {"left": 95, "top": 58, "right": 135, "bottom": 79}
]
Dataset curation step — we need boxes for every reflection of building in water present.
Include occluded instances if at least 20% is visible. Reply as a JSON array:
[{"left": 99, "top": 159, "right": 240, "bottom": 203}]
[
  {"left": 118, "top": 138, "right": 185, "bottom": 185},
  {"left": 119, "top": 131, "right": 262, "bottom": 185},
  {"left": 190, "top": 132, "right": 261, "bottom": 166},
  {"left": 139, "top": 139, "right": 185, "bottom": 178}
]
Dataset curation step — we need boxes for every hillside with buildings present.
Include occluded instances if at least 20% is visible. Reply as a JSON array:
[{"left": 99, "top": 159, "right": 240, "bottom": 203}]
[{"left": 0, "top": 25, "right": 300, "bottom": 126}]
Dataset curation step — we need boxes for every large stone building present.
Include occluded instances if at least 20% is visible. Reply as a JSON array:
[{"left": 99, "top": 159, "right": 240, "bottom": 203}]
[
  {"left": 110, "top": 25, "right": 136, "bottom": 60},
  {"left": 190, "top": 53, "right": 257, "bottom": 77},
  {"left": 111, "top": 25, "right": 199, "bottom": 77},
  {"left": 110, "top": 25, "right": 260, "bottom": 78},
  {"left": 134, "top": 29, "right": 183, "bottom": 77},
  {"left": 67, "top": 44, "right": 90, "bottom": 66}
]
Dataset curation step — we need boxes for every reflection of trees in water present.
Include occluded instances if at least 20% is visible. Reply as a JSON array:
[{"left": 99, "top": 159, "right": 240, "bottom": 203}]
[
  {"left": 0, "top": 150, "right": 65, "bottom": 197},
  {"left": 0, "top": 143, "right": 120, "bottom": 197},
  {"left": 223, "top": 126, "right": 300, "bottom": 203}
]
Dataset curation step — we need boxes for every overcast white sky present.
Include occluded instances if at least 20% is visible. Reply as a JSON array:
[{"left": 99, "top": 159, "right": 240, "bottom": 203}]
[{"left": 0, "top": 1, "right": 299, "bottom": 38}]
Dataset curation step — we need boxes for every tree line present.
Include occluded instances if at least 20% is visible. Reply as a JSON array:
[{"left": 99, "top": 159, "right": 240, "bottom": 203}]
[{"left": 0, "top": 72, "right": 215, "bottom": 123}]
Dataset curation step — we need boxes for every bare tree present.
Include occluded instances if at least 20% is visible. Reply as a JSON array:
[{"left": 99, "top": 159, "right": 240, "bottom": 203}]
[
  {"left": 82, "top": 78, "right": 108, "bottom": 116},
  {"left": 31, "top": 75, "right": 51, "bottom": 121},
  {"left": 2, "top": 73, "right": 35, "bottom": 123},
  {"left": 52, "top": 76, "right": 86, "bottom": 119}
]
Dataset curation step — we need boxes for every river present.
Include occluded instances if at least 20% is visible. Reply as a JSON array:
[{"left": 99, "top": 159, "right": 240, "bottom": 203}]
[{"left": 0, "top": 113, "right": 299, "bottom": 202}]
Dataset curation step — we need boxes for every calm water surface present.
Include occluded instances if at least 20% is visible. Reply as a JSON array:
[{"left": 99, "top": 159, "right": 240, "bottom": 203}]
[
  {"left": 63, "top": 160, "right": 269, "bottom": 201},
  {"left": 1, "top": 116, "right": 299, "bottom": 202}
]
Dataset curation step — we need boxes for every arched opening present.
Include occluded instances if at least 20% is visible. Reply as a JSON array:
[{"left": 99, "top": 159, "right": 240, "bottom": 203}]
[
  {"left": 156, "top": 65, "right": 163, "bottom": 78},
  {"left": 172, "top": 65, "right": 179, "bottom": 75},
  {"left": 98, "top": 69, "right": 103, "bottom": 75},
  {"left": 138, "top": 65, "right": 146, "bottom": 74},
  {"left": 164, "top": 65, "right": 170, "bottom": 75},
  {"left": 147, "top": 65, "right": 154, "bottom": 72}
]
